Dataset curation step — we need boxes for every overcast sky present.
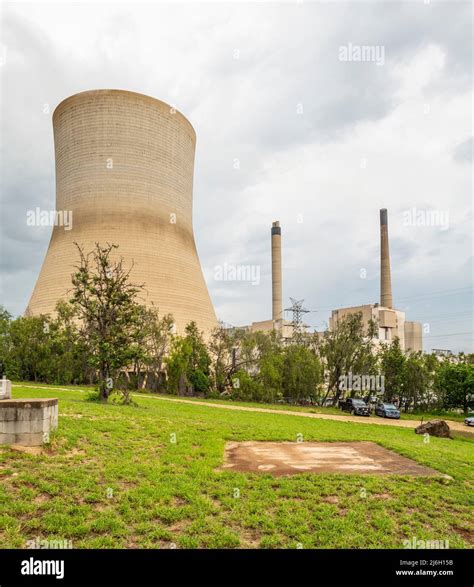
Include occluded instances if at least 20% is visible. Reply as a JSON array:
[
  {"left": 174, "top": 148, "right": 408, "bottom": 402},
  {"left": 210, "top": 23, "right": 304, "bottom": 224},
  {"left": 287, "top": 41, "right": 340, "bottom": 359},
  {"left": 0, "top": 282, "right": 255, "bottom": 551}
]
[{"left": 0, "top": 0, "right": 472, "bottom": 352}]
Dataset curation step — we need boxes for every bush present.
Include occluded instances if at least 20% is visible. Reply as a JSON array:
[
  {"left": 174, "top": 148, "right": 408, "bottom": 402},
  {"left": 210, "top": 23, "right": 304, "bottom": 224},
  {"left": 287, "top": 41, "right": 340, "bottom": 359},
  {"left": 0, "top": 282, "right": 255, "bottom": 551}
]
[
  {"left": 231, "top": 369, "right": 265, "bottom": 402},
  {"left": 282, "top": 345, "right": 323, "bottom": 404},
  {"left": 437, "top": 362, "right": 474, "bottom": 413}
]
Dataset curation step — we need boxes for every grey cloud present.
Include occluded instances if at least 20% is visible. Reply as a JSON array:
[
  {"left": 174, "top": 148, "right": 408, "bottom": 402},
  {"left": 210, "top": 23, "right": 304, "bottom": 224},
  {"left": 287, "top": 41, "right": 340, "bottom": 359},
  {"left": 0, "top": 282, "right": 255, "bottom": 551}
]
[{"left": 453, "top": 137, "right": 473, "bottom": 164}]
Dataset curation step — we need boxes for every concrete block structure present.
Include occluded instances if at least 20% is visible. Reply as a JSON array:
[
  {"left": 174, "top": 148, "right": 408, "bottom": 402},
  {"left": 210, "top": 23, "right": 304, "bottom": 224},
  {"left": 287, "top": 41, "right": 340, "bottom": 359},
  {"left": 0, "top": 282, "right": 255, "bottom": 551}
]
[
  {"left": 249, "top": 318, "right": 294, "bottom": 339},
  {"left": 329, "top": 303, "right": 407, "bottom": 349},
  {"left": 405, "top": 321, "right": 423, "bottom": 352},
  {"left": 0, "top": 378, "right": 12, "bottom": 400},
  {"left": 26, "top": 89, "right": 217, "bottom": 335},
  {"left": 0, "top": 398, "right": 58, "bottom": 446}
]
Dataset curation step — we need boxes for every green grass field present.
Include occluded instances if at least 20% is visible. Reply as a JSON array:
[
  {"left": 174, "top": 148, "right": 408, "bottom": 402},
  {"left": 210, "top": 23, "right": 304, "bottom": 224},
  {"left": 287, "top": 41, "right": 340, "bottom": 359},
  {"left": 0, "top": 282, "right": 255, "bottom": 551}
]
[{"left": 1, "top": 383, "right": 473, "bottom": 549}]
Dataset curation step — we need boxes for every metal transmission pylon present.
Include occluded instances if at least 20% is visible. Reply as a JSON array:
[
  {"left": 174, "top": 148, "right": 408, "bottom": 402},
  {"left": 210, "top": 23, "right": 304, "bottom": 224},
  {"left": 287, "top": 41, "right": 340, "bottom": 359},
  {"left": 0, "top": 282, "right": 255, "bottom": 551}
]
[{"left": 284, "top": 298, "right": 310, "bottom": 342}]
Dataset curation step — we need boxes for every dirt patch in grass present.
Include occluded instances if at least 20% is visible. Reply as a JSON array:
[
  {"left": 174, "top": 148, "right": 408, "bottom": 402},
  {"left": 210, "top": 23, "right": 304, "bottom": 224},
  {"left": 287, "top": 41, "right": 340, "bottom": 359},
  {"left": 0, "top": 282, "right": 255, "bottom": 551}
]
[
  {"left": 62, "top": 448, "right": 87, "bottom": 458},
  {"left": 221, "top": 441, "right": 444, "bottom": 477},
  {"left": 323, "top": 496, "right": 339, "bottom": 504},
  {"left": 172, "top": 496, "right": 188, "bottom": 507},
  {"left": 168, "top": 519, "right": 192, "bottom": 533},
  {"left": 452, "top": 526, "right": 474, "bottom": 545},
  {"left": 118, "top": 481, "right": 137, "bottom": 490},
  {"left": 237, "top": 527, "right": 262, "bottom": 548},
  {"left": 126, "top": 537, "right": 139, "bottom": 548},
  {"left": 373, "top": 493, "right": 392, "bottom": 500},
  {"left": 8, "top": 445, "right": 44, "bottom": 456},
  {"left": 33, "top": 493, "right": 50, "bottom": 504}
]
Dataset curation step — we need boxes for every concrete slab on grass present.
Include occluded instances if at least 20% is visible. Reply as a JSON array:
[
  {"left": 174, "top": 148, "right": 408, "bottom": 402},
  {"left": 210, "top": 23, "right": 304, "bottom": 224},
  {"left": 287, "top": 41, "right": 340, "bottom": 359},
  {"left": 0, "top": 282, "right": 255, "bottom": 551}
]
[{"left": 222, "top": 441, "right": 442, "bottom": 477}]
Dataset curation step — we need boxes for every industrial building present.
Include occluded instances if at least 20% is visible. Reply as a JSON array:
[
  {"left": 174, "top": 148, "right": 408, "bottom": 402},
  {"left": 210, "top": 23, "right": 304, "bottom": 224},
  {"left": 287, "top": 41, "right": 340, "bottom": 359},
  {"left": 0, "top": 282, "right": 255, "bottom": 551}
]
[
  {"left": 329, "top": 209, "right": 423, "bottom": 352},
  {"left": 244, "top": 210, "right": 422, "bottom": 352},
  {"left": 26, "top": 90, "right": 217, "bottom": 335}
]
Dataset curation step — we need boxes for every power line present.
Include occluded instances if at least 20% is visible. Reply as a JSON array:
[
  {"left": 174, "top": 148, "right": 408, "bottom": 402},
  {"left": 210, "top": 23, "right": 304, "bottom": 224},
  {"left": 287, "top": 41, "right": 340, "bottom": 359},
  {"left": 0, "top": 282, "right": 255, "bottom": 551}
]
[
  {"left": 397, "top": 286, "right": 472, "bottom": 301},
  {"left": 313, "top": 286, "right": 473, "bottom": 312},
  {"left": 426, "top": 318, "right": 473, "bottom": 325},
  {"left": 423, "top": 332, "right": 473, "bottom": 338},
  {"left": 415, "top": 311, "right": 473, "bottom": 319}
]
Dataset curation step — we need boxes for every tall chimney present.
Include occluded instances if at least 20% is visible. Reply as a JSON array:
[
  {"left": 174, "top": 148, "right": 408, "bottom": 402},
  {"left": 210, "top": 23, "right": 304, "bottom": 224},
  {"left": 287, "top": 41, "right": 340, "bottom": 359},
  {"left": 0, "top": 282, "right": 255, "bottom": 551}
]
[
  {"left": 380, "top": 208, "right": 393, "bottom": 308},
  {"left": 271, "top": 221, "right": 282, "bottom": 324}
]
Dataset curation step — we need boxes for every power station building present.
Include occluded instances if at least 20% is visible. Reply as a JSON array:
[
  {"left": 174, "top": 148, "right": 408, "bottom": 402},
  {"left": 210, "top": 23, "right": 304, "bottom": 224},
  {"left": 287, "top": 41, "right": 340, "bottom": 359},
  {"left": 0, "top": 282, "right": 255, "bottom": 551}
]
[
  {"left": 233, "top": 210, "right": 422, "bottom": 352},
  {"left": 26, "top": 90, "right": 217, "bottom": 335},
  {"left": 329, "top": 209, "right": 423, "bottom": 352}
]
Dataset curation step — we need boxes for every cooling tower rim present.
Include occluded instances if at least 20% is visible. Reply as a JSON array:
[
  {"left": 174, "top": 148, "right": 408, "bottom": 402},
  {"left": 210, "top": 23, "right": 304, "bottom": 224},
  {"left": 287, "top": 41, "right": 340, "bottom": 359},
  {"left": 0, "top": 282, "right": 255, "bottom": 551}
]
[{"left": 52, "top": 89, "right": 196, "bottom": 140}]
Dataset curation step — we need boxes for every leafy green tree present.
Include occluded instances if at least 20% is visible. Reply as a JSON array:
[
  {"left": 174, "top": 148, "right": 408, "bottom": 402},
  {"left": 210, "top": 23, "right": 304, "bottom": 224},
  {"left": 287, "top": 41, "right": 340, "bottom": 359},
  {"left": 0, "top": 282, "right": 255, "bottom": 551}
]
[
  {"left": 165, "top": 322, "right": 211, "bottom": 395},
  {"left": 400, "top": 351, "right": 427, "bottom": 412},
  {"left": 436, "top": 362, "right": 474, "bottom": 413},
  {"left": 208, "top": 326, "right": 286, "bottom": 400},
  {"left": 166, "top": 337, "right": 192, "bottom": 395},
  {"left": 231, "top": 368, "right": 264, "bottom": 401},
  {"left": 185, "top": 322, "right": 211, "bottom": 393},
  {"left": 136, "top": 306, "right": 175, "bottom": 390},
  {"left": 209, "top": 329, "right": 323, "bottom": 404},
  {"left": 258, "top": 350, "right": 284, "bottom": 402},
  {"left": 0, "top": 303, "right": 89, "bottom": 385},
  {"left": 0, "top": 307, "right": 13, "bottom": 377},
  {"left": 6, "top": 314, "right": 52, "bottom": 381},
  {"left": 70, "top": 243, "right": 145, "bottom": 402},
  {"left": 378, "top": 337, "right": 406, "bottom": 403},
  {"left": 421, "top": 352, "right": 439, "bottom": 411},
  {"left": 318, "top": 313, "right": 378, "bottom": 406},
  {"left": 236, "top": 330, "right": 283, "bottom": 401},
  {"left": 456, "top": 353, "right": 474, "bottom": 365},
  {"left": 208, "top": 324, "right": 232, "bottom": 394},
  {"left": 281, "top": 345, "right": 323, "bottom": 403},
  {"left": 47, "top": 301, "right": 90, "bottom": 384},
  {"left": 208, "top": 324, "right": 248, "bottom": 395}
]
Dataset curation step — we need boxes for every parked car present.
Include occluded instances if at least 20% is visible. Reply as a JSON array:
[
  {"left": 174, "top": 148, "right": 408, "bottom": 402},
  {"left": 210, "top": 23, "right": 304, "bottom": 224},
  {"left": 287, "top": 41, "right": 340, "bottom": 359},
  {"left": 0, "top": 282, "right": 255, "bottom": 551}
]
[
  {"left": 339, "top": 398, "right": 371, "bottom": 416},
  {"left": 464, "top": 416, "right": 474, "bottom": 427},
  {"left": 375, "top": 402, "right": 401, "bottom": 419}
]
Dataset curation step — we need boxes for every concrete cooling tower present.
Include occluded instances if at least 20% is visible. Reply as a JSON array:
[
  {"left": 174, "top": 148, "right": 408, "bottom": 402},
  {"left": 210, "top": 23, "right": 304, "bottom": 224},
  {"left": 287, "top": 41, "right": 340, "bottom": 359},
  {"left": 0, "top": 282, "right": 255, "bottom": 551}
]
[{"left": 26, "top": 89, "right": 217, "bottom": 334}]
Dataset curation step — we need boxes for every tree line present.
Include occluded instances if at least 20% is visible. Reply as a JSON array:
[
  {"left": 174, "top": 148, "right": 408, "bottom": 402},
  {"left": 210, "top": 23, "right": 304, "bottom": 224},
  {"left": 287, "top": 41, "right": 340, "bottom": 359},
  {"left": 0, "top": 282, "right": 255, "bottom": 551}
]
[{"left": 1, "top": 243, "right": 472, "bottom": 413}]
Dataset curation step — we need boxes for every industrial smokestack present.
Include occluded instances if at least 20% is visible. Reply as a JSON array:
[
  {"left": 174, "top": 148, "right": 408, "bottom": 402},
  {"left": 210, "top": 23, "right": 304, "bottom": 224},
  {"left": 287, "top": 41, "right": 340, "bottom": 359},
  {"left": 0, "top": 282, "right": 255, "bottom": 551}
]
[
  {"left": 380, "top": 208, "right": 393, "bottom": 308},
  {"left": 271, "top": 221, "right": 282, "bottom": 324}
]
